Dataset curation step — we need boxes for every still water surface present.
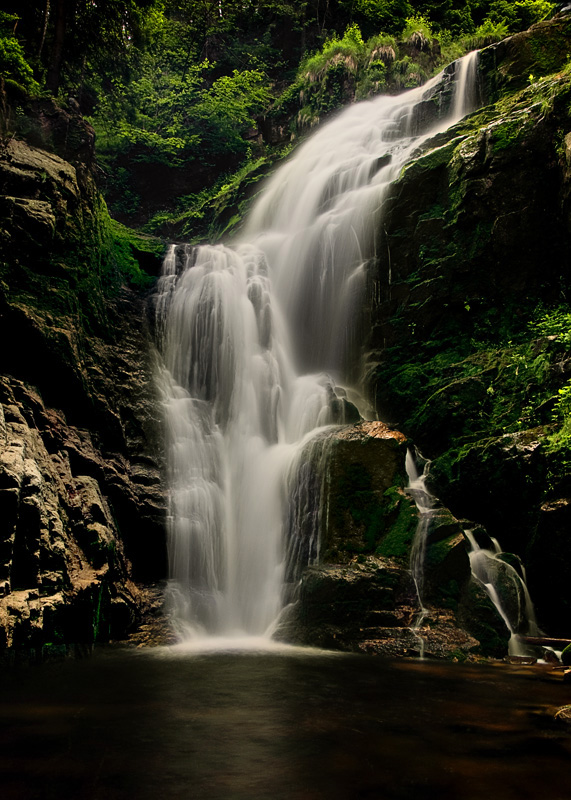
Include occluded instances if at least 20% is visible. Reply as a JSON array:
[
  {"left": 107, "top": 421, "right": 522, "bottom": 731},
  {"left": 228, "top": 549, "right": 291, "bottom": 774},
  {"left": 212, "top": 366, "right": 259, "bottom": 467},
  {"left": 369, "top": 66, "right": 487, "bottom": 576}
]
[{"left": 1, "top": 644, "right": 570, "bottom": 800}]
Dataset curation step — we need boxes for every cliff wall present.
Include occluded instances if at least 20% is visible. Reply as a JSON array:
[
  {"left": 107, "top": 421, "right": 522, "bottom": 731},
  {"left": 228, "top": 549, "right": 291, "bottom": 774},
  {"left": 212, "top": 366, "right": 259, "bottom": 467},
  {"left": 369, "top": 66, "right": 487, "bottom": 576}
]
[
  {"left": 367, "top": 12, "right": 571, "bottom": 634},
  {"left": 0, "top": 102, "right": 166, "bottom": 657}
]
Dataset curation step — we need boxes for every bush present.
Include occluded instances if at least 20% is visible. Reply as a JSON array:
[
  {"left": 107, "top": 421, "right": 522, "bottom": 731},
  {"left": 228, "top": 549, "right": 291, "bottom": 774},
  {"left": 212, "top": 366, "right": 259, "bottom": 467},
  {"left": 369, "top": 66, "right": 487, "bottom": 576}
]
[
  {"left": 401, "top": 15, "right": 434, "bottom": 43},
  {"left": 0, "top": 32, "right": 40, "bottom": 95},
  {"left": 463, "top": 18, "right": 510, "bottom": 49},
  {"left": 488, "top": 0, "right": 556, "bottom": 32},
  {"left": 300, "top": 24, "right": 365, "bottom": 83}
]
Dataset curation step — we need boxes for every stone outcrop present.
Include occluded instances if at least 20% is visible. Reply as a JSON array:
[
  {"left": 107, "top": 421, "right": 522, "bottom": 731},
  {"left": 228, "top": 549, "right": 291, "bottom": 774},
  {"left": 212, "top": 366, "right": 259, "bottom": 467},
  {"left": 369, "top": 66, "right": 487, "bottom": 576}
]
[
  {"left": 281, "top": 421, "right": 512, "bottom": 658},
  {"left": 0, "top": 289, "right": 166, "bottom": 655},
  {"left": 0, "top": 102, "right": 166, "bottom": 655},
  {"left": 277, "top": 555, "right": 491, "bottom": 659}
]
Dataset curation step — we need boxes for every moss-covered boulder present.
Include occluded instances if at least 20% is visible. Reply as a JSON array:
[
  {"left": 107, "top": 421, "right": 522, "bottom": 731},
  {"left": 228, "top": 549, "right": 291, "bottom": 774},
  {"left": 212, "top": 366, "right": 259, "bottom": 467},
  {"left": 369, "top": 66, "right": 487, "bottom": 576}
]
[
  {"left": 319, "top": 421, "right": 413, "bottom": 561},
  {"left": 277, "top": 554, "right": 480, "bottom": 659},
  {"left": 480, "top": 13, "right": 571, "bottom": 103},
  {"left": 282, "top": 421, "right": 507, "bottom": 658}
]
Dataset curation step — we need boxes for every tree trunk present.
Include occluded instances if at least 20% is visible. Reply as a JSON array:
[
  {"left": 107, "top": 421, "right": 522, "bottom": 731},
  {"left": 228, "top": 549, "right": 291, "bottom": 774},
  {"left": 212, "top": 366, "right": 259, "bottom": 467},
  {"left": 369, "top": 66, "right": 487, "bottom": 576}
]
[
  {"left": 38, "top": 0, "right": 51, "bottom": 61},
  {"left": 46, "top": 0, "right": 66, "bottom": 95}
]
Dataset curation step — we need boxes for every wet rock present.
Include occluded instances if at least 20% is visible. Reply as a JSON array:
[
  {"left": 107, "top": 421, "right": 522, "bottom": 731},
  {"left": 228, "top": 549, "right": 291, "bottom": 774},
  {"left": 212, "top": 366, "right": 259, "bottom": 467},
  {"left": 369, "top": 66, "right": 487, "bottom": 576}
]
[
  {"left": 276, "top": 555, "right": 420, "bottom": 652},
  {"left": 480, "top": 15, "right": 571, "bottom": 102},
  {"left": 319, "top": 421, "right": 413, "bottom": 562},
  {"left": 425, "top": 532, "right": 471, "bottom": 604},
  {"left": 0, "top": 380, "right": 159, "bottom": 649},
  {"left": 527, "top": 498, "right": 571, "bottom": 636},
  {"left": 457, "top": 578, "right": 511, "bottom": 658},
  {"left": 364, "top": 20, "right": 571, "bottom": 636},
  {"left": 554, "top": 705, "right": 571, "bottom": 725}
]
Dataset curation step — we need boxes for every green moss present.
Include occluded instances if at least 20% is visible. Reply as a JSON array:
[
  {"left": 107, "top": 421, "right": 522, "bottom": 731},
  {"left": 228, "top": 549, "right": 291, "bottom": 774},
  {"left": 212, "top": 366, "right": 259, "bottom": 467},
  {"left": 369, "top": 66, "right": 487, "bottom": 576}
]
[
  {"left": 528, "top": 21, "right": 571, "bottom": 77},
  {"left": 146, "top": 154, "right": 278, "bottom": 242},
  {"left": 334, "top": 463, "right": 385, "bottom": 552},
  {"left": 491, "top": 118, "right": 525, "bottom": 151},
  {"left": 375, "top": 489, "right": 417, "bottom": 559},
  {"left": 105, "top": 218, "right": 163, "bottom": 289},
  {"left": 401, "top": 137, "right": 466, "bottom": 180}
]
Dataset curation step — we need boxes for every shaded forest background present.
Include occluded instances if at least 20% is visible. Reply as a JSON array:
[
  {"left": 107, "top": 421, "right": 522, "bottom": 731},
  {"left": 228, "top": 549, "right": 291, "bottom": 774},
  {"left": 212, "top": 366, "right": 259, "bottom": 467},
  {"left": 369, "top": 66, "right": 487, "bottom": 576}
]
[{"left": 0, "top": 0, "right": 559, "bottom": 236}]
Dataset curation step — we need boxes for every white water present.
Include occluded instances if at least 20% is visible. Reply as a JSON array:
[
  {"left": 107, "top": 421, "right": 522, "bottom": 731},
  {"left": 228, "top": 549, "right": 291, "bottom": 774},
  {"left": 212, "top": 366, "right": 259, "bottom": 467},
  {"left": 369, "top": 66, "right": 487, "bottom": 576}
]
[
  {"left": 155, "top": 54, "right": 480, "bottom": 640},
  {"left": 464, "top": 529, "right": 540, "bottom": 657},
  {"left": 405, "top": 449, "right": 434, "bottom": 658}
]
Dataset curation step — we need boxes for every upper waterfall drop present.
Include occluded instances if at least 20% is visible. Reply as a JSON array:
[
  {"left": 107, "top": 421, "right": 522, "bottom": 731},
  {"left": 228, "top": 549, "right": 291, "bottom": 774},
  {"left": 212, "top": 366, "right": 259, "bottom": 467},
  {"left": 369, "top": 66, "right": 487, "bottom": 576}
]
[{"left": 155, "top": 53, "right": 481, "bottom": 641}]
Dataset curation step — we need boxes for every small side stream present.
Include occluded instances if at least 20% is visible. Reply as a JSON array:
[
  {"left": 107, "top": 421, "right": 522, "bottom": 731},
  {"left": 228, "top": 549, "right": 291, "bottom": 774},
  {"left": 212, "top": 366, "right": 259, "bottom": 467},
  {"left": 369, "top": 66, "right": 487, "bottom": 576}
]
[{"left": 405, "top": 449, "right": 543, "bottom": 661}]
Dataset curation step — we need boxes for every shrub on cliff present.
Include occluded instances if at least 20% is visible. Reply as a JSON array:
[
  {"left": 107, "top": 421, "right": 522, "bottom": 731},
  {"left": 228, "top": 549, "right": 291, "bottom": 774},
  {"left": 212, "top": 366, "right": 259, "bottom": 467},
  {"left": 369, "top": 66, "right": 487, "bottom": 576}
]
[{"left": 0, "top": 12, "right": 40, "bottom": 99}]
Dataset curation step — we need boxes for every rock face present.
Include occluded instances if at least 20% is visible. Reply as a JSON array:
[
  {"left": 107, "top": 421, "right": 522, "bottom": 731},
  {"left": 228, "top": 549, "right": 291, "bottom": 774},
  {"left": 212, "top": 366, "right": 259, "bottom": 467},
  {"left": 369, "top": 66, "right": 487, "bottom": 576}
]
[
  {"left": 319, "top": 421, "right": 411, "bottom": 561},
  {"left": 0, "top": 294, "right": 166, "bottom": 655},
  {"left": 0, "top": 103, "right": 166, "bottom": 655},
  {"left": 281, "top": 422, "right": 511, "bottom": 659},
  {"left": 0, "top": 378, "right": 136, "bottom": 649},
  {"left": 365, "top": 15, "right": 571, "bottom": 637}
]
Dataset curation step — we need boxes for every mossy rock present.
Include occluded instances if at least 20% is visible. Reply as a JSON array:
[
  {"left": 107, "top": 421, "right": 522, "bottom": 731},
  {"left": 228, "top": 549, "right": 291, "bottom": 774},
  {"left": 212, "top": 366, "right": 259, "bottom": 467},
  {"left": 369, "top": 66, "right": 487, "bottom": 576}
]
[
  {"left": 479, "top": 16, "right": 571, "bottom": 102},
  {"left": 424, "top": 532, "right": 471, "bottom": 607},
  {"left": 318, "top": 424, "right": 413, "bottom": 561},
  {"left": 458, "top": 578, "right": 511, "bottom": 658},
  {"left": 375, "top": 488, "right": 418, "bottom": 560}
]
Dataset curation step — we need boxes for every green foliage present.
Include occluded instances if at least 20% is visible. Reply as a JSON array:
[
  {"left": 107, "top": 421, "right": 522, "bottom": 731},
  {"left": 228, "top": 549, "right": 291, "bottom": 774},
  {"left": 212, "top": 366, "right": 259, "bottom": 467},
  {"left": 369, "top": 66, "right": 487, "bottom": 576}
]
[
  {"left": 377, "top": 304, "right": 565, "bottom": 459},
  {"left": 365, "top": 33, "right": 398, "bottom": 56},
  {"left": 300, "top": 25, "right": 365, "bottom": 83},
  {"left": 2, "top": 0, "right": 562, "bottom": 235},
  {"left": 94, "top": 59, "right": 270, "bottom": 166},
  {"left": 193, "top": 69, "right": 272, "bottom": 157},
  {"left": 0, "top": 12, "right": 40, "bottom": 95},
  {"left": 545, "top": 308, "right": 571, "bottom": 465},
  {"left": 463, "top": 18, "right": 510, "bottom": 49},
  {"left": 339, "top": 0, "right": 413, "bottom": 36},
  {"left": 144, "top": 152, "right": 282, "bottom": 240},
  {"left": 402, "top": 15, "right": 434, "bottom": 42},
  {"left": 105, "top": 218, "right": 163, "bottom": 289},
  {"left": 487, "top": 1, "right": 557, "bottom": 32},
  {"left": 531, "top": 306, "right": 571, "bottom": 344}
]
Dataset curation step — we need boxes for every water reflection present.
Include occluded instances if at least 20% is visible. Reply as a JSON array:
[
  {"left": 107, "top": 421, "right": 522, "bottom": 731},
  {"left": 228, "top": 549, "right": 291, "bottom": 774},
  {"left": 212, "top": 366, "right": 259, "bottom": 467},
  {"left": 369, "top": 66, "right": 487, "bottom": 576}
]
[{"left": 1, "top": 648, "right": 569, "bottom": 799}]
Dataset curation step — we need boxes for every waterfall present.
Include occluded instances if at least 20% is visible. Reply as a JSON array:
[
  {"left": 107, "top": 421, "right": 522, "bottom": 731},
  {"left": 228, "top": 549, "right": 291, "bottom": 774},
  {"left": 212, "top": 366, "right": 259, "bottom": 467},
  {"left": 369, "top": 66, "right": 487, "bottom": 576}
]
[
  {"left": 464, "top": 528, "right": 540, "bottom": 657},
  {"left": 405, "top": 449, "right": 433, "bottom": 656},
  {"left": 154, "top": 53, "right": 481, "bottom": 640}
]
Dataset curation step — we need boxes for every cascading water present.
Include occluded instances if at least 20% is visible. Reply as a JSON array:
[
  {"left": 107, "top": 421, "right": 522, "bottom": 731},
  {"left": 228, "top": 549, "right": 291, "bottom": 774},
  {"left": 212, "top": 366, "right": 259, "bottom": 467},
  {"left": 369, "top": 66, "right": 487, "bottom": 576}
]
[
  {"left": 155, "top": 53, "right": 481, "bottom": 641},
  {"left": 405, "top": 449, "right": 433, "bottom": 656},
  {"left": 464, "top": 528, "right": 540, "bottom": 657}
]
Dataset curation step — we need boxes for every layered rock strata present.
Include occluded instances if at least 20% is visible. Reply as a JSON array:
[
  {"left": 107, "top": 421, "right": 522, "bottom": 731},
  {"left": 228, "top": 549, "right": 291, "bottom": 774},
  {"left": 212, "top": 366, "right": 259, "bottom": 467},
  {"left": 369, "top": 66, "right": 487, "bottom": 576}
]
[{"left": 0, "top": 104, "right": 165, "bottom": 656}]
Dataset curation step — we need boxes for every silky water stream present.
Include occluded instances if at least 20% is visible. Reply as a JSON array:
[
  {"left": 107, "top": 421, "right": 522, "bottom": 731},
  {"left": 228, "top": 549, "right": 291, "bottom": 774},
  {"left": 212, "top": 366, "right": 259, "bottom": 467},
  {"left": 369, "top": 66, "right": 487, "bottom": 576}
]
[
  {"left": 3, "top": 53, "right": 569, "bottom": 800},
  {"left": 155, "top": 52, "right": 482, "bottom": 642}
]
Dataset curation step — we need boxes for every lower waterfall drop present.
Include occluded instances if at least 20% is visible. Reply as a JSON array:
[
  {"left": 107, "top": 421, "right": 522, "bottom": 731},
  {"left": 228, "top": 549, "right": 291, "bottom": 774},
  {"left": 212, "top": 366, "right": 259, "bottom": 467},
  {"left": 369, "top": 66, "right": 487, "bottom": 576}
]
[
  {"left": 155, "top": 52, "right": 481, "bottom": 641},
  {"left": 464, "top": 527, "right": 541, "bottom": 657},
  {"left": 406, "top": 449, "right": 433, "bottom": 657}
]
